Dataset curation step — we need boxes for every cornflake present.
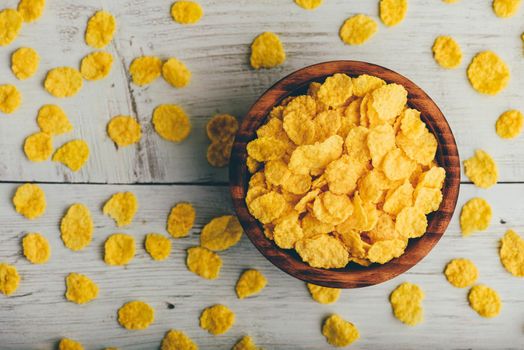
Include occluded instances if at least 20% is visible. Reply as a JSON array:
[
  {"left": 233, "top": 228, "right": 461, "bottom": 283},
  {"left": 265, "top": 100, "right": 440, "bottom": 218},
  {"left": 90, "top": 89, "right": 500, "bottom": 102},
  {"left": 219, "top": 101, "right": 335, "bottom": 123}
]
[
  {"left": 207, "top": 139, "right": 234, "bottom": 167},
  {"left": 145, "top": 233, "right": 171, "bottom": 261},
  {"left": 130, "top": 56, "right": 162, "bottom": 86},
  {"left": 207, "top": 114, "right": 238, "bottom": 143},
  {"left": 24, "top": 132, "right": 53, "bottom": 162},
  {"left": 0, "top": 9, "right": 23, "bottom": 46},
  {"left": 60, "top": 203, "right": 93, "bottom": 251},
  {"left": 37, "top": 104, "right": 73, "bottom": 135},
  {"left": 322, "top": 314, "right": 360, "bottom": 347},
  {"left": 161, "top": 330, "right": 198, "bottom": 350},
  {"left": 0, "top": 84, "right": 21, "bottom": 114},
  {"left": 467, "top": 51, "right": 510, "bottom": 95},
  {"left": 0, "top": 263, "right": 20, "bottom": 296},
  {"left": 200, "top": 215, "right": 243, "bottom": 251},
  {"left": 153, "top": 104, "right": 192, "bottom": 142},
  {"left": 22, "top": 233, "right": 50, "bottom": 264},
  {"left": 235, "top": 269, "right": 267, "bottom": 299},
  {"left": 495, "top": 109, "right": 523, "bottom": 139},
  {"left": 11, "top": 47, "right": 40, "bottom": 79},
  {"left": 468, "top": 284, "right": 502, "bottom": 318},
  {"left": 432, "top": 36, "right": 462, "bottom": 69},
  {"left": 232, "top": 336, "right": 260, "bottom": 350},
  {"left": 339, "top": 14, "right": 377, "bottom": 45},
  {"left": 492, "top": 0, "right": 521, "bottom": 18},
  {"left": 499, "top": 229, "right": 524, "bottom": 277},
  {"left": 171, "top": 1, "right": 203, "bottom": 25},
  {"left": 199, "top": 304, "right": 235, "bottom": 335},
  {"left": 44, "top": 67, "right": 83, "bottom": 98},
  {"left": 59, "top": 338, "right": 84, "bottom": 350},
  {"left": 13, "top": 183, "right": 46, "bottom": 219},
  {"left": 379, "top": 0, "right": 408, "bottom": 27},
  {"left": 162, "top": 57, "right": 191, "bottom": 88},
  {"left": 186, "top": 246, "right": 222, "bottom": 279},
  {"left": 460, "top": 197, "right": 492, "bottom": 236},
  {"left": 118, "top": 301, "right": 155, "bottom": 330},
  {"left": 296, "top": 235, "right": 349, "bottom": 268},
  {"left": 307, "top": 283, "right": 340, "bottom": 304},
  {"left": 17, "top": 0, "right": 45, "bottom": 22},
  {"left": 103, "top": 192, "right": 138, "bottom": 227},
  {"left": 390, "top": 282, "right": 425, "bottom": 326},
  {"left": 65, "top": 272, "right": 99, "bottom": 304},
  {"left": 167, "top": 202, "right": 196, "bottom": 238},
  {"left": 104, "top": 234, "right": 136, "bottom": 266},
  {"left": 85, "top": 11, "right": 116, "bottom": 49},
  {"left": 80, "top": 51, "right": 113, "bottom": 80},
  {"left": 250, "top": 32, "right": 286, "bottom": 69},
  {"left": 464, "top": 149, "right": 498, "bottom": 188},
  {"left": 444, "top": 258, "right": 479, "bottom": 288},
  {"left": 107, "top": 115, "right": 142, "bottom": 147}
]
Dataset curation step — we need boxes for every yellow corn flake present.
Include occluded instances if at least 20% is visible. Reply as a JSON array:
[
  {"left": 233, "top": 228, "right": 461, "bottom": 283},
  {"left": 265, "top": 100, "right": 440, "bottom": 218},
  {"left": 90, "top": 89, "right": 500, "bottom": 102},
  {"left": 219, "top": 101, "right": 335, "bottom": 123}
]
[
  {"left": 60, "top": 203, "right": 93, "bottom": 251},
  {"left": 23, "top": 132, "right": 53, "bottom": 162},
  {"left": 339, "top": 14, "right": 378, "bottom": 45},
  {"left": 104, "top": 234, "right": 136, "bottom": 266},
  {"left": 368, "top": 124, "right": 396, "bottom": 168},
  {"left": 344, "top": 126, "right": 371, "bottom": 163},
  {"left": 162, "top": 58, "right": 191, "bottom": 88},
  {"left": 413, "top": 187, "right": 443, "bottom": 214},
  {"left": 289, "top": 135, "right": 344, "bottom": 175},
  {"left": 307, "top": 283, "right": 341, "bottom": 304},
  {"left": 468, "top": 284, "right": 502, "bottom": 318},
  {"left": 0, "top": 9, "right": 23, "bottom": 46},
  {"left": 250, "top": 32, "right": 286, "bottom": 69},
  {"left": 283, "top": 112, "right": 316, "bottom": 146},
  {"left": 322, "top": 314, "right": 360, "bottom": 347},
  {"left": 442, "top": 0, "right": 460, "bottom": 3},
  {"left": 313, "top": 191, "right": 353, "bottom": 225},
  {"left": 232, "top": 336, "right": 260, "bottom": 350},
  {"left": 235, "top": 269, "right": 267, "bottom": 299},
  {"left": 65, "top": 272, "right": 99, "bottom": 304},
  {"left": 444, "top": 258, "right": 479, "bottom": 288},
  {"left": 370, "top": 84, "right": 407, "bottom": 122},
  {"left": 317, "top": 73, "right": 353, "bottom": 108},
  {"left": 145, "top": 233, "right": 172, "bottom": 261},
  {"left": 171, "top": 1, "right": 203, "bottom": 24},
  {"left": 417, "top": 166, "right": 446, "bottom": 189},
  {"left": 499, "top": 229, "right": 524, "bottom": 277},
  {"left": 295, "top": 0, "right": 323, "bottom": 10},
  {"left": 492, "top": 0, "right": 521, "bottom": 17},
  {"left": 0, "top": 263, "right": 20, "bottom": 296},
  {"left": 352, "top": 74, "right": 385, "bottom": 97},
  {"left": 432, "top": 35, "right": 462, "bottom": 69},
  {"left": 381, "top": 148, "right": 417, "bottom": 181},
  {"left": 247, "top": 191, "right": 287, "bottom": 224},
  {"left": 13, "top": 183, "right": 46, "bottom": 220},
  {"left": 368, "top": 239, "right": 407, "bottom": 264},
  {"left": 130, "top": 56, "right": 162, "bottom": 86},
  {"left": 153, "top": 104, "right": 192, "bottom": 143},
  {"left": 396, "top": 128, "right": 437, "bottom": 166},
  {"left": 367, "top": 212, "right": 397, "bottom": 242},
  {"left": 383, "top": 181, "right": 413, "bottom": 215},
  {"left": 295, "top": 235, "right": 349, "bottom": 268},
  {"left": 85, "top": 11, "right": 116, "bottom": 48},
  {"left": 467, "top": 51, "right": 510, "bottom": 95},
  {"left": 246, "top": 156, "right": 260, "bottom": 174},
  {"left": 0, "top": 84, "right": 21, "bottom": 114},
  {"left": 200, "top": 215, "right": 243, "bottom": 251},
  {"left": 186, "top": 246, "right": 222, "bottom": 279},
  {"left": 400, "top": 109, "right": 425, "bottom": 139},
  {"left": 44, "top": 67, "right": 83, "bottom": 98},
  {"left": 379, "top": 0, "right": 408, "bottom": 27},
  {"left": 390, "top": 282, "right": 425, "bottom": 326},
  {"left": 325, "top": 155, "right": 366, "bottom": 195},
  {"left": 464, "top": 149, "right": 498, "bottom": 189},
  {"left": 161, "top": 330, "right": 198, "bottom": 350},
  {"left": 11, "top": 47, "right": 40, "bottom": 80},
  {"left": 107, "top": 115, "right": 142, "bottom": 147},
  {"left": 22, "top": 233, "right": 50, "bottom": 264},
  {"left": 395, "top": 207, "right": 427, "bottom": 239},
  {"left": 207, "top": 139, "right": 234, "bottom": 168},
  {"left": 199, "top": 304, "right": 235, "bottom": 335},
  {"left": 460, "top": 197, "right": 492, "bottom": 236},
  {"left": 80, "top": 51, "right": 113, "bottom": 81},
  {"left": 206, "top": 114, "right": 238, "bottom": 143},
  {"left": 167, "top": 202, "right": 195, "bottom": 238},
  {"left": 495, "top": 109, "right": 523, "bottom": 139},
  {"left": 17, "top": 0, "right": 45, "bottom": 22},
  {"left": 59, "top": 338, "right": 84, "bottom": 350},
  {"left": 103, "top": 192, "right": 138, "bottom": 227},
  {"left": 37, "top": 104, "right": 73, "bottom": 135},
  {"left": 118, "top": 301, "right": 155, "bottom": 330}
]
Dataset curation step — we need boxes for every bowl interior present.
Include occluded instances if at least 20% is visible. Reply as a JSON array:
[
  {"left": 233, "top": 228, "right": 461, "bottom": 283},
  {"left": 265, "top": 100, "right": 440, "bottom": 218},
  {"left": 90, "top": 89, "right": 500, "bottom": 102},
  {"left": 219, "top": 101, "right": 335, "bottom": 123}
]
[{"left": 230, "top": 61, "right": 461, "bottom": 288}]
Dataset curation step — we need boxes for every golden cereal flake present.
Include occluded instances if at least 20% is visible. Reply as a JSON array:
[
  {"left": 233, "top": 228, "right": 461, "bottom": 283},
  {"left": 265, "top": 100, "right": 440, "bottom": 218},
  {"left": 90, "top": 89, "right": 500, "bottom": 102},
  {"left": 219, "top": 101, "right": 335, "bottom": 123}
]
[
  {"left": 400, "top": 109, "right": 425, "bottom": 140},
  {"left": 390, "top": 282, "right": 425, "bottom": 326},
  {"left": 467, "top": 51, "right": 510, "bottom": 95},
  {"left": 186, "top": 246, "right": 222, "bottom": 279},
  {"left": 59, "top": 338, "right": 84, "bottom": 350},
  {"left": 118, "top": 301, "right": 155, "bottom": 330},
  {"left": 247, "top": 191, "right": 287, "bottom": 224},
  {"left": 37, "top": 104, "right": 73, "bottom": 135},
  {"left": 352, "top": 74, "right": 385, "bottom": 97},
  {"left": 295, "top": 0, "right": 323, "bottom": 10},
  {"left": 44, "top": 67, "right": 83, "bottom": 98},
  {"left": 396, "top": 128, "right": 437, "bottom": 166},
  {"left": 307, "top": 283, "right": 341, "bottom": 304},
  {"left": 65, "top": 272, "right": 99, "bottom": 304},
  {"left": 413, "top": 187, "right": 443, "bottom": 214},
  {"left": 207, "top": 139, "right": 234, "bottom": 168},
  {"left": 283, "top": 111, "right": 316, "bottom": 145},
  {"left": 167, "top": 202, "right": 196, "bottom": 238},
  {"left": 162, "top": 58, "right": 191, "bottom": 88},
  {"left": 379, "top": 0, "right": 408, "bottom": 27},
  {"left": 85, "top": 11, "right": 116, "bottom": 48},
  {"left": 17, "top": 0, "right": 45, "bottom": 22},
  {"left": 199, "top": 304, "right": 235, "bottom": 335},
  {"left": 367, "top": 239, "right": 407, "bottom": 264},
  {"left": 468, "top": 284, "right": 502, "bottom": 318},
  {"left": 232, "top": 336, "right": 260, "bottom": 350},
  {"left": 250, "top": 32, "right": 286, "bottom": 69},
  {"left": 368, "top": 124, "right": 396, "bottom": 168},
  {"left": 0, "top": 9, "right": 23, "bottom": 46},
  {"left": 313, "top": 191, "right": 354, "bottom": 225},
  {"left": 322, "top": 314, "right": 360, "bottom": 347},
  {"left": 317, "top": 73, "right": 353, "bottom": 108},
  {"left": 103, "top": 192, "right": 138, "bottom": 227},
  {"left": 13, "top": 183, "right": 46, "bottom": 219},
  {"left": 130, "top": 56, "right": 162, "bottom": 86},
  {"left": 235, "top": 269, "right": 267, "bottom": 299},
  {"left": 442, "top": 0, "right": 460, "bottom": 2},
  {"left": 171, "top": 1, "right": 203, "bottom": 24},
  {"left": 289, "top": 135, "right": 344, "bottom": 175},
  {"left": 0, "top": 84, "right": 21, "bottom": 114},
  {"left": 161, "top": 330, "right": 198, "bottom": 350},
  {"left": 145, "top": 233, "right": 171, "bottom": 261},
  {"left": 444, "top": 258, "right": 479, "bottom": 288},
  {"left": 395, "top": 207, "right": 427, "bottom": 238},
  {"left": 496, "top": 109, "right": 523, "bottom": 139},
  {"left": 499, "top": 229, "right": 524, "bottom": 277},
  {"left": 104, "top": 234, "right": 136, "bottom": 266},
  {"left": 0, "top": 263, "right": 19, "bottom": 296},
  {"left": 200, "top": 215, "right": 243, "bottom": 251},
  {"left": 60, "top": 203, "right": 93, "bottom": 251},
  {"left": 23, "top": 132, "right": 53, "bottom": 162},
  {"left": 383, "top": 181, "right": 413, "bottom": 216},
  {"left": 325, "top": 155, "right": 366, "bottom": 195},
  {"left": 367, "top": 212, "right": 397, "bottom": 242},
  {"left": 295, "top": 235, "right": 349, "bottom": 269},
  {"left": 107, "top": 115, "right": 142, "bottom": 147},
  {"left": 417, "top": 166, "right": 446, "bottom": 189},
  {"left": 22, "top": 233, "right": 50, "bottom": 264},
  {"left": 432, "top": 36, "right": 462, "bottom": 69},
  {"left": 460, "top": 197, "right": 492, "bottom": 236},
  {"left": 153, "top": 104, "right": 192, "bottom": 143},
  {"left": 370, "top": 84, "right": 407, "bottom": 122},
  {"left": 339, "top": 14, "right": 378, "bottom": 45},
  {"left": 381, "top": 148, "right": 417, "bottom": 181},
  {"left": 492, "top": 0, "right": 521, "bottom": 17},
  {"left": 206, "top": 114, "right": 238, "bottom": 143},
  {"left": 247, "top": 156, "right": 260, "bottom": 174},
  {"left": 11, "top": 47, "right": 40, "bottom": 79},
  {"left": 464, "top": 149, "right": 498, "bottom": 189},
  {"left": 80, "top": 51, "right": 113, "bottom": 80}
]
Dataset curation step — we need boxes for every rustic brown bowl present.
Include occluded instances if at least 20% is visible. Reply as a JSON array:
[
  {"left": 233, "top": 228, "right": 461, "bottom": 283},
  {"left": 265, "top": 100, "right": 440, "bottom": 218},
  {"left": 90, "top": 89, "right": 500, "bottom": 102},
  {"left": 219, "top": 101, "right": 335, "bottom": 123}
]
[{"left": 230, "top": 61, "right": 460, "bottom": 288}]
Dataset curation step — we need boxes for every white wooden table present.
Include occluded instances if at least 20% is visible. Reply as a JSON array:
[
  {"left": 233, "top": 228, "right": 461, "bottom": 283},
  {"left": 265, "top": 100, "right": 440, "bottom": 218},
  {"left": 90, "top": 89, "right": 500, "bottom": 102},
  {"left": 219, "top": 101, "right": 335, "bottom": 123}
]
[{"left": 0, "top": 1, "right": 522, "bottom": 349}]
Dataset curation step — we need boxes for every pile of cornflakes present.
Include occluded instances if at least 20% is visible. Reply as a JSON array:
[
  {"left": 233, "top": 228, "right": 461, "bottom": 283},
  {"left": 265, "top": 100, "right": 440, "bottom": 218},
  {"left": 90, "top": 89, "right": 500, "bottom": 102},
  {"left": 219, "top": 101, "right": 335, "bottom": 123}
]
[{"left": 246, "top": 73, "right": 445, "bottom": 269}]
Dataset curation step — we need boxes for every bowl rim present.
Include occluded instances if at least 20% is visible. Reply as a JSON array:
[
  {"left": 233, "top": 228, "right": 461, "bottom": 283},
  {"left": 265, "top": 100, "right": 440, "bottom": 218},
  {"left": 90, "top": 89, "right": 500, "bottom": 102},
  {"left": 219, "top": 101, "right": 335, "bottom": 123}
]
[{"left": 230, "top": 60, "right": 461, "bottom": 288}]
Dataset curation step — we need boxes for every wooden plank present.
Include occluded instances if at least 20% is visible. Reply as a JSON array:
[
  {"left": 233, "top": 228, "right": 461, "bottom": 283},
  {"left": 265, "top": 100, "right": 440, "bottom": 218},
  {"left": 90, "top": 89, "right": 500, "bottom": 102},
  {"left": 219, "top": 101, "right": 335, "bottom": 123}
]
[
  {"left": 0, "top": 183, "right": 522, "bottom": 349},
  {"left": 0, "top": 0, "right": 522, "bottom": 183}
]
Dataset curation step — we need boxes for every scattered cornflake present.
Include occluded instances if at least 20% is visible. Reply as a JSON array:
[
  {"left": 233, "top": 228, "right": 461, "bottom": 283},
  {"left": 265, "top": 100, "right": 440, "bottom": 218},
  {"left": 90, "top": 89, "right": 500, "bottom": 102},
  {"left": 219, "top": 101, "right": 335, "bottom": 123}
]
[
  {"left": 464, "top": 149, "right": 498, "bottom": 189},
  {"left": 44, "top": 67, "right": 83, "bottom": 98},
  {"left": 171, "top": 1, "right": 203, "bottom": 24},
  {"left": 162, "top": 57, "right": 191, "bottom": 88},
  {"left": 492, "top": 0, "right": 521, "bottom": 17},
  {"left": 307, "top": 283, "right": 340, "bottom": 304},
  {"left": 442, "top": 0, "right": 460, "bottom": 3},
  {"left": 499, "top": 229, "right": 524, "bottom": 277},
  {"left": 199, "top": 304, "right": 235, "bottom": 335},
  {"left": 144, "top": 233, "right": 171, "bottom": 261},
  {"left": 13, "top": 183, "right": 46, "bottom": 220},
  {"left": 206, "top": 114, "right": 238, "bottom": 143},
  {"left": 295, "top": 0, "right": 323, "bottom": 10},
  {"left": 22, "top": 233, "right": 50, "bottom": 264},
  {"left": 468, "top": 284, "right": 502, "bottom": 318},
  {"left": 444, "top": 258, "right": 479, "bottom": 288},
  {"left": 167, "top": 202, "right": 195, "bottom": 238},
  {"left": 0, "top": 84, "right": 21, "bottom": 114},
  {"left": 232, "top": 335, "right": 261, "bottom": 350},
  {"left": 0, "top": 263, "right": 20, "bottom": 296},
  {"left": 200, "top": 215, "right": 243, "bottom": 251},
  {"left": 467, "top": 51, "right": 510, "bottom": 95},
  {"left": 390, "top": 282, "right": 425, "bottom": 326},
  {"left": 379, "top": 0, "right": 408, "bottom": 27},
  {"left": 11, "top": 47, "right": 39, "bottom": 79},
  {"left": 65, "top": 272, "right": 99, "bottom": 304},
  {"left": 85, "top": 11, "right": 116, "bottom": 48},
  {"left": 250, "top": 32, "right": 286, "bottom": 69},
  {"left": 107, "top": 115, "right": 142, "bottom": 147},
  {"left": 59, "top": 338, "right": 84, "bottom": 350},
  {"left": 0, "top": 9, "right": 23, "bottom": 46},
  {"left": 118, "top": 300, "right": 155, "bottom": 330},
  {"left": 103, "top": 192, "right": 138, "bottom": 227},
  {"left": 161, "top": 329, "right": 198, "bottom": 350},
  {"left": 80, "top": 51, "right": 113, "bottom": 80},
  {"left": 460, "top": 197, "right": 492, "bottom": 236},
  {"left": 207, "top": 140, "right": 234, "bottom": 168},
  {"left": 432, "top": 35, "right": 462, "bottom": 69},
  {"left": 339, "top": 14, "right": 378, "bottom": 45},
  {"left": 60, "top": 203, "right": 93, "bottom": 251},
  {"left": 153, "top": 104, "right": 192, "bottom": 142},
  {"left": 322, "top": 314, "right": 360, "bottom": 347},
  {"left": 495, "top": 109, "right": 523, "bottom": 139},
  {"left": 37, "top": 104, "right": 73, "bottom": 135},
  {"left": 129, "top": 56, "right": 162, "bottom": 86},
  {"left": 53, "top": 139, "right": 89, "bottom": 171},
  {"left": 23, "top": 132, "right": 53, "bottom": 162},
  {"left": 235, "top": 269, "right": 267, "bottom": 299},
  {"left": 104, "top": 234, "right": 136, "bottom": 266},
  {"left": 186, "top": 246, "right": 222, "bottom": 279}
]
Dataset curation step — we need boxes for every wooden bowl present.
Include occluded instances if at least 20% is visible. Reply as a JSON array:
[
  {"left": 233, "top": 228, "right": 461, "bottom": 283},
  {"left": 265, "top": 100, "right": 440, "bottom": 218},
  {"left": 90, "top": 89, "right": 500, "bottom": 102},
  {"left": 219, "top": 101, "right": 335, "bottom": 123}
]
[{"left": 230, "top": 61, "right": 460, "bottom": 288}]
